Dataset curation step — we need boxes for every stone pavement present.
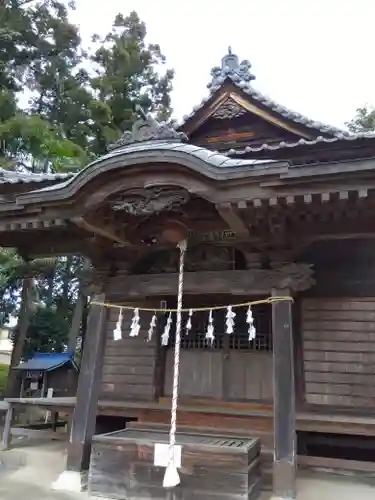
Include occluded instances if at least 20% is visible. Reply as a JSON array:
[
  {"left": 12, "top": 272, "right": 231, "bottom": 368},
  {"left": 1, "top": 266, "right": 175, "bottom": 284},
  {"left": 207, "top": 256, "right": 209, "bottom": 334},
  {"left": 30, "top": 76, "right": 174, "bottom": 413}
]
[
  {"left": 0, "top": 438, "right": 375, "bottom": 499},
  {"left": 0, "top": 440, "right": 85, "bottom": 500}
]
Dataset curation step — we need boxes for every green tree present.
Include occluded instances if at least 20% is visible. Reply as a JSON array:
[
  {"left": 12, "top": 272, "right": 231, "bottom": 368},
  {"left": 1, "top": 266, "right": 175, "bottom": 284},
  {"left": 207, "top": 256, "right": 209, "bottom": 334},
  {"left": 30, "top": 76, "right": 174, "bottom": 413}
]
[
  {"left": 0, "top": 113, "right": 87, "bottom": 172},
  {"left": 0, "top": 0, "right": 36, "bottom": 91},
  {"left": 89, "top": 11, "right": 174, "bottom": 155},
  {"left": 23, "top": 308, "right": 70, "bottom": 359},
  {"left": 0, "top": 248, "right": 56, "bottom": 325},
  {"left": 346, "top": 106, "right": 375, "bottom": 133},
  {"left": 25, "top": 1, "right": 96, "bottom": 155},
  {"left": 0, "top": 0, "right": 89, "bottom": 171},
  {"left": 0, "top": 6, "right": 175, "bottom": 365}
]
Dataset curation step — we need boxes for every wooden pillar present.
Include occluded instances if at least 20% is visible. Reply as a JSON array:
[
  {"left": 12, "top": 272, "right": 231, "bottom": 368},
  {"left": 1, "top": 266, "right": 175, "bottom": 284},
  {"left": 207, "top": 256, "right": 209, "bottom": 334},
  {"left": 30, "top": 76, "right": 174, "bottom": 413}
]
[
  {"left": 67, "top": 259, "right": 90, "bottom": 354},
  {"left": 0, "top": 403, "right": 14, "bottom": 450},
  {"left": 67, "top": 293, "right": 107, "bottom": 470},
  {"left": 271, "top": 288, "right": 296, "bottom": 500},
  {"left": 53, "top": 293, "right": 107, "bottom": 492},
  {"left": 67, "top": 291, "right": 86, "bottom": 353}
]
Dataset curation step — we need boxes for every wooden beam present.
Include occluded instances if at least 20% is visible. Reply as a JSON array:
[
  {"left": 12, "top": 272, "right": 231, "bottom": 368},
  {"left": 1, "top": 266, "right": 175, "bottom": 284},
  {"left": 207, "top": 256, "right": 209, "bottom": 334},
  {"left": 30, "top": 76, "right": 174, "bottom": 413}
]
[
  {"left": 72, "top": 216, "right": 126, "bottom": 246},
  {"left": 272, "top": 288, "right": 296, "bottom": 499},
  {"left": 66, "top": 294, "right": 108, "bottom": 473},
  {"left": 105, "top": 266, "right": 315, "bottom": 299},
  {"left": 216, "top": 202, "right": 249, "bottom": 236}
]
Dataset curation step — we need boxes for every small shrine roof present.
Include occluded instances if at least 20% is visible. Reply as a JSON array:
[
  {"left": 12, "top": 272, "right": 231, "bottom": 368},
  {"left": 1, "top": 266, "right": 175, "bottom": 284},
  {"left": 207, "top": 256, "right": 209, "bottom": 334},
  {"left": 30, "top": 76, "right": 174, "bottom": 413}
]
[{"left": 14, "top": 352, "right": 78, "bottom": 372}]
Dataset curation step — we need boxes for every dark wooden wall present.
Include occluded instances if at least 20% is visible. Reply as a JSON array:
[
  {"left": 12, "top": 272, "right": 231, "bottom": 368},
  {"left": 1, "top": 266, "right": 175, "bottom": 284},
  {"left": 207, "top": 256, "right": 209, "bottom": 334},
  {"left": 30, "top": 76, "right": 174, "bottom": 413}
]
[
  {"left": 301, "top": 298, "right": 375, "bottom": 408},
  {"left": 301, "top": 239, "right": 375, "bottom": 297},
  {"left": 48, "top": 367, "right": 78, "bottom": 397},
  {"left": 300, "top": 239, "right": 375, "bottom": 410},
  {"left": 100, "top": 308, "right": 158, "bottom": 401}
]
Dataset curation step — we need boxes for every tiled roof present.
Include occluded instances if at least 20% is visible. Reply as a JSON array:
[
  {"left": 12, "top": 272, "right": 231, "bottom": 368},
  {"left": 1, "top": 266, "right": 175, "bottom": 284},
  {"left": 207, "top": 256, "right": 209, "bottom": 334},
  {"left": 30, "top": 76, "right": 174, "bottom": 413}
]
[
  {"left": 24, "top": 114, "right": 283, "bottom": 198},
  {"left": 0, "top": 168, "right": 74, "bottom": 185},
  {"left": 17, "top": 137, "right": 288, "bottom": 204},
  {"left": 223, "top": 131, "right": 375, "bottom": 156},
  {"left": 28, "top": 141, "right": 280, "bottom": 197},
  {"left": 179, "top": 49, "right": 347, "bottom": 138},
  {"left": 103, "top": 141, "right": 278, "bottom": 168}
]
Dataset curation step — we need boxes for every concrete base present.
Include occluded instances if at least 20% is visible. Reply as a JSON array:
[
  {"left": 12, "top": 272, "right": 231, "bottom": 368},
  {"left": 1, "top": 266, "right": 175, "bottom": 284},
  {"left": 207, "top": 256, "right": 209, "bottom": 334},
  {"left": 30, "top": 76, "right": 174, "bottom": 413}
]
[{"left": 51, "top": 470, "right": 87, "bottom": 493}]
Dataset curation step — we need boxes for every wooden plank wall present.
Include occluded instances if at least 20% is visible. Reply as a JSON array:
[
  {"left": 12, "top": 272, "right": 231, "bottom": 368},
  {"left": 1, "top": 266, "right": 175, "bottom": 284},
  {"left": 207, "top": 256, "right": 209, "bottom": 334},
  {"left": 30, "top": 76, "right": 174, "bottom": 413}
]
[
  {"left": 301, "top": 298, "right": 375, "bottom": 408},
  {"left": 226, "top": 352, "right": 273, "bottom": 401},
  {"left": 164, "top": 351, "right": 273, "bottom": 401},
  {"left": 100, "top": 308, "right": 158, "bottom": 401},
  {"left": 164, "top": 351, "right": 223, "bottom": 399}
]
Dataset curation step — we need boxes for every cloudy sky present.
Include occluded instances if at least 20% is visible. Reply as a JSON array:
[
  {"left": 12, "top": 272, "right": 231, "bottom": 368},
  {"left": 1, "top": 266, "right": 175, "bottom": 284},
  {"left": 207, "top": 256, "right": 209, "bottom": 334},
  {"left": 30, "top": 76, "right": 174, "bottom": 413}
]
[{"left": 69, "top": 0, "right": 375, "bottom": 129}]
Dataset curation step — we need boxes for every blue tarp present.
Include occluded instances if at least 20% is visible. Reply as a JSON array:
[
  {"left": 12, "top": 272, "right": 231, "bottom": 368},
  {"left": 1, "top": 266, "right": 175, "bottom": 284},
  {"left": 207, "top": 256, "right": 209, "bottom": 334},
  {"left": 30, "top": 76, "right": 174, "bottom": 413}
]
[{"left": 14, "top": 352, "right": 78, "bottom": 372}]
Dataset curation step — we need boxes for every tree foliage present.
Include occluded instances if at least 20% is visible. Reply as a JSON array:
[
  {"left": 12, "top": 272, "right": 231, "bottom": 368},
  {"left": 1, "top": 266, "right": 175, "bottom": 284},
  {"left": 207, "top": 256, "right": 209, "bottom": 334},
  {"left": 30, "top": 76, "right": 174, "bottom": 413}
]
[
  {"left": 346, "top": 106, "right": 375, "bottom": 133},
  {"left": 0, "top": 2, "right": 174, "bottom": 356},
  {"left": 23, "top": 308, "right": 71, "bottom": 359},
  {"left": 89, "top": 11, "right": 174, "bottom": 155}
]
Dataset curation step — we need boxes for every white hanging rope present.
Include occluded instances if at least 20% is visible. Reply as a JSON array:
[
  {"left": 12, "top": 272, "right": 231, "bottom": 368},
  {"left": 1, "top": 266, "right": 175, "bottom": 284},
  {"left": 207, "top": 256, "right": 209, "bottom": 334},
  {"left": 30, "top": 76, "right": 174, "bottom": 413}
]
[{"left": 163, "top": 239, "right": 187, "bottom": 488}]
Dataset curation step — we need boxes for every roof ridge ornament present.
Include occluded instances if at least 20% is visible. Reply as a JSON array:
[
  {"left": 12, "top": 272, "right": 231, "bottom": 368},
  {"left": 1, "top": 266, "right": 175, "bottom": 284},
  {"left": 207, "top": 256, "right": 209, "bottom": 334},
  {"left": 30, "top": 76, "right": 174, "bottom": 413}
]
[
  {"left": 207, "top": 48, "right": 256, "bottom": 93},
  {"left": 108, "top": 105, "right": 188, "bottom": 151}
]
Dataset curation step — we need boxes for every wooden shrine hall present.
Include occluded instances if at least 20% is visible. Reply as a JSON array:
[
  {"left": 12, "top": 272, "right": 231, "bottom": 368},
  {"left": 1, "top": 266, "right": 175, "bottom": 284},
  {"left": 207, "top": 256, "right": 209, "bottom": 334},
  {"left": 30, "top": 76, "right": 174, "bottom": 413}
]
[{"left": 2, "top": 49, "right": 375, "bottom": 499}]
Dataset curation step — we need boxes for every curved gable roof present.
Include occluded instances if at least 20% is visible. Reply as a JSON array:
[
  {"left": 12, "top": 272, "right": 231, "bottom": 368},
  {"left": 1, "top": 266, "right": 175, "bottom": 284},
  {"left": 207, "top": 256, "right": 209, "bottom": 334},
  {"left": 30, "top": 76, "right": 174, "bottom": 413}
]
[{"left": 178, "top": 49, "right": 347, "bottom": 139}]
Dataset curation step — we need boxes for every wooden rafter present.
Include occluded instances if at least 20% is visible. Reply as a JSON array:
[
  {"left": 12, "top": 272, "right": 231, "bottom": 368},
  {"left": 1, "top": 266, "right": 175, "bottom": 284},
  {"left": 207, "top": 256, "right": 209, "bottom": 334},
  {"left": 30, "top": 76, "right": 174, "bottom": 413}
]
[
  {"left": 216, "top": 202, "right": 249, "bottom": 237},
  {"left": 72, "top": 216, "right": 127, "bottom": 246}
]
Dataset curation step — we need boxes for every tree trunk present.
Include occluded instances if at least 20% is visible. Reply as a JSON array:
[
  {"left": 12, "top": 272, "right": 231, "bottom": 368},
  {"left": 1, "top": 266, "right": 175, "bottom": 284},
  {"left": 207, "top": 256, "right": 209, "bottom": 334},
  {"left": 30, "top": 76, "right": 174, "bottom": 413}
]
[
  {"left": 5, "top": 277, "right": 33, "bottom": 398},
  {"left": 61, "top": 256, "right": 73, "bottom": 316},
  {"left": 45, "top": 269, "right": 55, "bottom": 309}
]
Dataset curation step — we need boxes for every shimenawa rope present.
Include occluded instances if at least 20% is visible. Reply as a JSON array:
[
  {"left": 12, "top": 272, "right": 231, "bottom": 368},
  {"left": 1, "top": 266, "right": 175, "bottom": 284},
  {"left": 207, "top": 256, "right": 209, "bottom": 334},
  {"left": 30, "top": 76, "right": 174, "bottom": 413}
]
[{"left": 90, "top": 296, "right": 294, "bottom": 313}]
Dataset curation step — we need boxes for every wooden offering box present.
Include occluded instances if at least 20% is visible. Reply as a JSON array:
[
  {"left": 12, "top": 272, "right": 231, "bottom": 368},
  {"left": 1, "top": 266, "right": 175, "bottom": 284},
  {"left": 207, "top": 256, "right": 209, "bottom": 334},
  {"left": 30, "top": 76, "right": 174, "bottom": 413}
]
[{"left": 89, "top": 428, "right": 262, "bottom": 499}]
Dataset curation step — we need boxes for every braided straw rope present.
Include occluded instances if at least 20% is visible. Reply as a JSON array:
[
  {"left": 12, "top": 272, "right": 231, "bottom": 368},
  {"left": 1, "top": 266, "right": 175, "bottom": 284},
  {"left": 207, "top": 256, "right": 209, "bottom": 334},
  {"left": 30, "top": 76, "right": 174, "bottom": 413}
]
[{"left": 163, "top": 239, "right": 187, "bottom": 488}]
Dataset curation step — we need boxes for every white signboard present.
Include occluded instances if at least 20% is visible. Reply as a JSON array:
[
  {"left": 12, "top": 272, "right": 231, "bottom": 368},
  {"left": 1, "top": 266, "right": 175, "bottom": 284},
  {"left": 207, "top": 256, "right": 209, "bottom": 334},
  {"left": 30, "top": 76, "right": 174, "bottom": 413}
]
[{"left": 154, "top": 443, "right": 182, "bottom": 468}]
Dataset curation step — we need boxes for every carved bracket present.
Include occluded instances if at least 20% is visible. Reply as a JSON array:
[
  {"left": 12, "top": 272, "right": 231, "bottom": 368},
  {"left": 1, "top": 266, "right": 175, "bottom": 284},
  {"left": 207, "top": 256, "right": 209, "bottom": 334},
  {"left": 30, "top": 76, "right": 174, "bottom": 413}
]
[
  {"left": 79, "top": 266, "right": 122, "bottom": 296},
  {"left": 274, "top": 263, "right": 315, "bottom": 292}
]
